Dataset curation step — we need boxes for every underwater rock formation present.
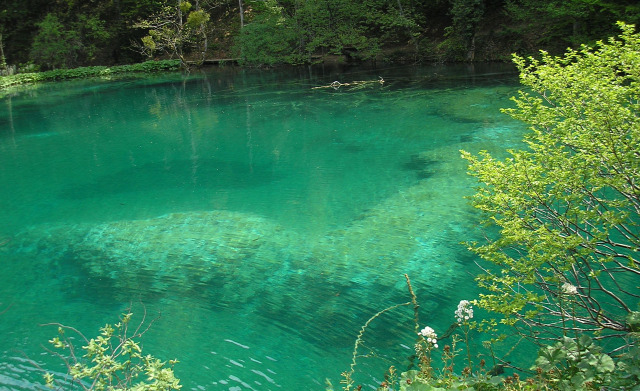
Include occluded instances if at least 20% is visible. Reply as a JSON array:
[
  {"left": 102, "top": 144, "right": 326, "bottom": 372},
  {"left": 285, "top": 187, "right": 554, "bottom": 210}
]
[
  {"left": 12, "top": 210, "right": 304, "bottom": 302},
  {"left": 10, "top": 173, "right": 475, "bottom": 344}
]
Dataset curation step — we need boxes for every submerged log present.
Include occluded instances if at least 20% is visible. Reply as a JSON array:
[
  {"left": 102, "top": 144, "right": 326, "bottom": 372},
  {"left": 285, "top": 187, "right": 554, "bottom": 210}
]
[{"left": 312, "top": 77, "right": 384, "bottom": 90}]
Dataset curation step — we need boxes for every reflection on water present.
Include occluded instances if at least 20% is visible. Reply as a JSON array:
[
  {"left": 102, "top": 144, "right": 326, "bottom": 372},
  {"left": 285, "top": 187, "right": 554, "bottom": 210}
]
[
  {"left": 60, "top": 158, "right": 282, "bottom": 199},
  {"left": 0, "top": 63, "right": 526, "bottom": 390}
]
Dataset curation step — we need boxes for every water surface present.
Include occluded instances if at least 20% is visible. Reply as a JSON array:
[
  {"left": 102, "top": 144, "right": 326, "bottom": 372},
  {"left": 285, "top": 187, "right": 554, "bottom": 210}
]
[{"left": 0, "top": 64, "right": 525, "bottom": 390}]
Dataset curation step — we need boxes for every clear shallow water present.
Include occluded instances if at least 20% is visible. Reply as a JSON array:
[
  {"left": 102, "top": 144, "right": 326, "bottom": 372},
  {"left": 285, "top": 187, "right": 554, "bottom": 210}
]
[{"left": 0, "top": 64, "right": 526, "bottom": 390}]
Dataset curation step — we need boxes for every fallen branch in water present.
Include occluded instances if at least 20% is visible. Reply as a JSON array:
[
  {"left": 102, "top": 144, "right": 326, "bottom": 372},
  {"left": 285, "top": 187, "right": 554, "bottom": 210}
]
[{"left": 312, "top": 77, "right": 384, "bottom": 90}]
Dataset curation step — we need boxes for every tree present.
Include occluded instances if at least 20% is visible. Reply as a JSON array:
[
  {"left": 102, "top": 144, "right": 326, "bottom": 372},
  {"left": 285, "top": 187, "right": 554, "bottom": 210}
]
[
  {"left": 133, "top": 0, "right": 211, "bottom": 67},
  {"left": 462, "top": 23, "right": 640, "bottom": 346},
  {"left": 0, "top": 33, "right": 7, "bottom": 73},
  {"left": 236, "top": 0, "right": 408, "bottom": 66},
  {"left": 0, "top": 0, "right": 51, "bottom": 65},
  {"left": 74, "top": 14, "right": 112, "bottom": 64},
  {"left": 238, "top": 0, "right": 244, "bottom": 28},
  {"left": 29, "top": 10, "right": 113, "bottom": 70},
  {"left": 30, "top": 13, "right": 81, "bottom": 69},
  {"left": 505, "top": 0, "right": 640, "bottom": 53},
  {"left": 235, "top": 0, "right": 303, "bottom": 65},
  {"left": 445, "top": 0, "right": 485, "bottom": 60}
]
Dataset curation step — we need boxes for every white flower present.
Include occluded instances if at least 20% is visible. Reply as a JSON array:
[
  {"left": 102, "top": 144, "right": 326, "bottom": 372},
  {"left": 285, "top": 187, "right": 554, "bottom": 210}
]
[
  {"left": 418, "top": 326, "right": 434, "bottom": 337},
  {"left": 561, "top": 282, "right": 578, "bottom": 295},
  {"left": 455, "top": 300, "right": 474, "bottom": 324},
  {"left": 418, "top": 326, "right": 438, "bottom": 348}
]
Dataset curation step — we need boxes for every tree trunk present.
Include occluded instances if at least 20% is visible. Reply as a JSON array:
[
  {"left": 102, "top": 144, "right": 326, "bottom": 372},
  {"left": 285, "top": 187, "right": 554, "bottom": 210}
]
[
  {"left": 466, "top": 35, "right": 476, "bottom": 62},
  {"left": 0, "top": 33, "right": 7, "bottom": 71},
  {"left": 195, "top": 0, "right": 207, "bottom": 65},
  {"left": 396, "top": 0, "right": 404, "bottom": 17},
  {"left": 177, "top": 0, "right": 184, "bottom": 61},
  {"left": 239, "top": 0, "right": 244, "bottom": 28}
]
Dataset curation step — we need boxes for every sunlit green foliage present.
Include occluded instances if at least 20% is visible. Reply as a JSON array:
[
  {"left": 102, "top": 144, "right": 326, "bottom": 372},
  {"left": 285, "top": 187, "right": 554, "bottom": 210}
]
[
  {"left": 133, "top": 1, "right": 211, "bottom": 67},
  {"left": 44, "top": 310, "right": 181, "bottom": 391},
  {"left": 462, "top": 23, "right": 640, "bottom": 344}
]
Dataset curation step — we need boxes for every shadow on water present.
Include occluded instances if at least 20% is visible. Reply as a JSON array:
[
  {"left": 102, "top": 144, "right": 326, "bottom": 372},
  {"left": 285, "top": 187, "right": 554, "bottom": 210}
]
[{"left": 59, "top": 157, "right": 282, "bottom": 199}]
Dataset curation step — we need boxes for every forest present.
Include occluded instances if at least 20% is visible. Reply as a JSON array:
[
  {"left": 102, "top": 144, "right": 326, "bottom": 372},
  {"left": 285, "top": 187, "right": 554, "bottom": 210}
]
[{"left": 1, "top": 0, "right": 640, "bottom": 71}]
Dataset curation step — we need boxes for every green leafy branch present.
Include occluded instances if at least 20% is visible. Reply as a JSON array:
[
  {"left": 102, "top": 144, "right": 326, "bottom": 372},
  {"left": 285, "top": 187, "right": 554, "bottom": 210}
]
[
  {"left": 462, "top": 22, "right": 640, "bottom": 345},
  {"left": 41, "top": 306, "right": 181, "bottom": 391}
]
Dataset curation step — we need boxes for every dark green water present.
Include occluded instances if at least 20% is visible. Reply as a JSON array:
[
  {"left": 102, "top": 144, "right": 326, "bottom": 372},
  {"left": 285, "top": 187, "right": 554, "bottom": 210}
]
[{"left": 0, "top": 64, "right": 525, "bottom": 390}]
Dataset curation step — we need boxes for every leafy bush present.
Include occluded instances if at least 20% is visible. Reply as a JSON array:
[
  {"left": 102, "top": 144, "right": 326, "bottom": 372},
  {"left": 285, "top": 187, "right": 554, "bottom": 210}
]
[
  {"left": 462, "top": 22, "right": 640, "bottom": 346},
  {"left": 235, "top": 0, "right": 307, "bottom": 66},
  {"left": 42, "top": 309, "right": 181, "bottom": 391}
]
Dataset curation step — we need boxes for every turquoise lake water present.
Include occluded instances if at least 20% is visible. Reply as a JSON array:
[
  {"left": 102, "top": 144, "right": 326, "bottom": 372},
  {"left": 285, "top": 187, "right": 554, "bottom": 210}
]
[{"left": 0, "top": 64, "right": 526, "bottom": 390}]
